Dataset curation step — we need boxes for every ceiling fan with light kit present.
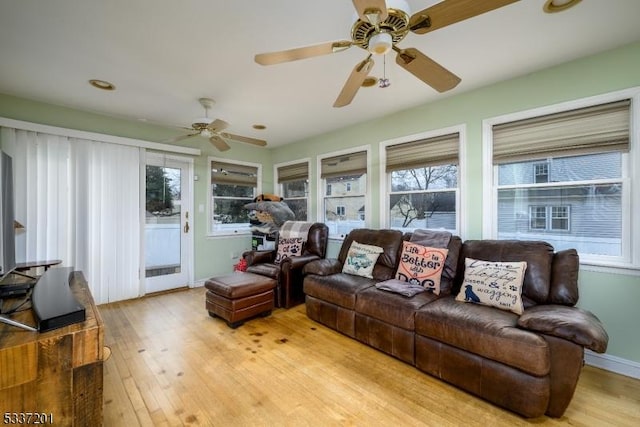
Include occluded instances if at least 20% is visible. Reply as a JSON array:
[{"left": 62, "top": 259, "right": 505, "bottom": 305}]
[
  {"left": 255, "top": 0, "right": 519, "bottom": 107},
  {"left": 167, "top": 97, "right": 267, "bottom": 152}
]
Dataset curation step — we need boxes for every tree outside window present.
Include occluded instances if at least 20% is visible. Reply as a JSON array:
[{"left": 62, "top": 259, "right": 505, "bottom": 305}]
[{"left": 388, "top": 164, "right": 457, "bottom": 231}]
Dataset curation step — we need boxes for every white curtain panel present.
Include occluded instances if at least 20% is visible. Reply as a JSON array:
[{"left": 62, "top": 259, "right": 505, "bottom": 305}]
[{"left": 1, "top": 128, "right": 142, "bottom": 304}]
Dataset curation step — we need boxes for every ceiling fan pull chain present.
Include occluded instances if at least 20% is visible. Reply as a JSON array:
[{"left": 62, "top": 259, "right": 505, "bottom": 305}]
[{"left": 379, "top": 55, "right": 390, "bottom": 88}]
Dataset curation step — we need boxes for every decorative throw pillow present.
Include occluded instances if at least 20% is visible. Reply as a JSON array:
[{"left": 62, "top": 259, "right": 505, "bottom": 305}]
[
  {"left": 455, "top": 258, "right": 527, "bottom": 315},
  {"left": 395, "top": 241, "right": 449, "bottom": 294},
  {"left": 342, "top": 241, "right": 384, "bottom": 279},
  {"left": 274, "top": 237, "right": 304, "bottom": 264}
]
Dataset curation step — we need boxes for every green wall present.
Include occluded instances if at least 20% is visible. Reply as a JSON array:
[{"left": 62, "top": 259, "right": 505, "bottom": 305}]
[{"left": 1, "top": 40, "right": 639, "bottom": 364}]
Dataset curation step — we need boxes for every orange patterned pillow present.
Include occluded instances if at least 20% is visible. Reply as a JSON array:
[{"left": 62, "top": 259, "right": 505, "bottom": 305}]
[{"left": 395, "top": 241, "right": 449, "bottom": 294}]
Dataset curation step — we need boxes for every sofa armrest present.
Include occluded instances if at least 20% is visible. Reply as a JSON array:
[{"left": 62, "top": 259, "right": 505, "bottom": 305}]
[
  {"left": 303, "top": 259, "right": 342, "bottom": 276},
  {"left": 517, "top": 305, "right": 609, "bottom": 353},
  {"left": 243, "top": 250, "right": 275, "bottom": 266},
  {"left": 281, "top": 254, "right": 321, "bottom": 271}
]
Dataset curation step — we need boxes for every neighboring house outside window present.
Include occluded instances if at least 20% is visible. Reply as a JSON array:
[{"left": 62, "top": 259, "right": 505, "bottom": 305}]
[
  {"left": 275, "top": 159, "right": 309, "bottom": 221},
  {"left": 319, "top": 148, "right": 368, "bottom": 238},
  {"left": 534, "top": 162, "right": 549, "bottom": 183},
  {"left": 209, "top": 158, "right": 261, "bottom": 235},
  {"left": 529, "top": 205, "right": 570, "bottom": 231},
  {"left": 487, "top": 97, "right": 633, "bottom": 267},
  {"left": 383, "top": 130, "right": 460, "bottom": 234}
]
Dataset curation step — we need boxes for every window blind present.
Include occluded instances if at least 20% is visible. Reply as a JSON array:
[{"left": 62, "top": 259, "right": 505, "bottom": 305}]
[
  {"left": 277, "top": 161, "right": 308, "bottom": 183},
  {"left": 321, "top": 151, "right": 367, "bottom": 179},
  {"left": 211, "top": 160, "right": 258, "bottom": 186},
  {"left": 493, "top": 99, "right": 631, "bottom": 164},
  {"left": 385, "top": 133, "right": 459, "bottom": 172}
]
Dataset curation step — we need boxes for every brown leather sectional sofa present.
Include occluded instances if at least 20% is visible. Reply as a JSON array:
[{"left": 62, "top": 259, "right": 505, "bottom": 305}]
[{"left": 302, "top": 228, "right": 609, "bottom": 418}]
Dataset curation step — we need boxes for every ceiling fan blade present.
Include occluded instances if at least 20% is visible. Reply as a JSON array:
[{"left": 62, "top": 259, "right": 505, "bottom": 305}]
[
  {"left": 333, "top": 57, "right": 375, "bottom": 108},
  {"left": 209, "top": 135, "right": 231, "bottom": 152},
  {"left": 165, "top": 132, "right": 200, "bottom": 143},
  {"left": 395, "top": 47, "right": 461, "bottom": 93},
  {"left": 352, "top": 0, "right": 388, "bottom": 25},
  {"left": 208, "top": 118, "right": 229, "bottom": 132},
  {"left": 255, "top": 40, "right": 353, "bottom": 65},
  {"left": 220, "top": 132, "right": 267, "bottom": 147},
  {"left": 410, "top": 0, "right": 519, "bottom": 34}
]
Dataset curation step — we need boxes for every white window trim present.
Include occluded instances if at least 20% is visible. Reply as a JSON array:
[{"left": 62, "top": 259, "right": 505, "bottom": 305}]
[
  {"left": 317, "top": 145, "right": 371, "bottom": 240},
  {"left": 273, "top": 158, "right": 311, "bottom": 221},
  {"left": 379, "top": 125, "right": 466, "bottom": 238},
  {"left": 482, "top": 87, "right": 640, "bottom": 275},
  {"left": 207, "top": 156, "right": 262, "bottom": 238}
]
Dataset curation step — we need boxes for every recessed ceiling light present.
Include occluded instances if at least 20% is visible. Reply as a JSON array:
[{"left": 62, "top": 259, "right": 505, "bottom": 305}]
[
  {"left": 543, "top": 0, "right": 582, "bottom": 13},
  {"left": 89, "top": 79, "right": 116, "bottom": 90},
  {"left": 252, "top": 124, "right": 266, "bottom": 130}
]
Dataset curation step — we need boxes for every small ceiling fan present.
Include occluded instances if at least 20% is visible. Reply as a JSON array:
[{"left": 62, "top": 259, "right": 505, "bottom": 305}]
[
  {"left": 167, "top": 98, "right": 267, "bottom": 152},
  {"left": 255, "top": 0, "right": 519, "bottom": 107}
]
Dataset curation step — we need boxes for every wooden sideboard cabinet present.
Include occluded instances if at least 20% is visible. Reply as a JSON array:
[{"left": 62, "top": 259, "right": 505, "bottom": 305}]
[{"left": 0, "top": 270, "right": 104, "bottom": 426}]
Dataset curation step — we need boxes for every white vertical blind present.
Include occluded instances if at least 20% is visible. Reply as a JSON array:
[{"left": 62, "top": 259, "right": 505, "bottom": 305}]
[{"left": 1, "top": 128, "right": 142, "bottom": 304}]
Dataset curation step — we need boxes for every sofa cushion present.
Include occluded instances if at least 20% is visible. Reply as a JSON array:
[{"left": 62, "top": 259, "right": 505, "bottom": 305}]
[
  {"left": 338, "top": 229, "right": 404, "bottom": 281},
  {"left": 454, "top": 240, "right": 554, "bottom": 306},
  {"left": 395, "top": 241, "right": 448, "bottom": 294},
  {"left": 415, "top": 297, "right": 550, "bottom": 376},
  {"left": 356, "top": 286, "right": 439, "bottom": 330},
  {"left": 303, "top": 273, "right": 375, "bottom": 309},
  {"left": 455, "top": 258, "right": 527, "bottom": 315},
  {"left": 274, "top": 236, "right": 304, "bottom": 264},
  {"left": 342, "top": 241, "right": 384, "bottom": 279}
]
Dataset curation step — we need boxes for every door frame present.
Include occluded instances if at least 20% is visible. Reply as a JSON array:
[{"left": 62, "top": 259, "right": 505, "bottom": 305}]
[{"left": 141, "top": 152, "right": 195, "bottom": 294}]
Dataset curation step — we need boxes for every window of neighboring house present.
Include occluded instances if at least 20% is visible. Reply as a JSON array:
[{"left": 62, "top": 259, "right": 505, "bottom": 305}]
[
  {"left": 209, "top": 158, "right": 260, "bottom": 235},
  {"left": 276, "top": 160, "right": 309, "bottom": 221},
  {"left": 529, "top": 206, "right": 547, "bottom": 230},
  {"left": 384, "top": 131, "right": 460, "bottom": 233},
  {"left": 319, "top": 149, "right": 368, "bottom": 238},
  {"left": 534, "top": 162, "right": 549, "bottom": 183},
  {"left": 490, "top": 98, "right": 632, "bottom": 266},
  {"left": 528, "top": 205, "right": 570, "bottom": 231}
]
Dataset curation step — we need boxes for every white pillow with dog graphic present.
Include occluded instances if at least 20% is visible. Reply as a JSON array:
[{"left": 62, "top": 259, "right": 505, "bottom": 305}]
[
  {"left": 342, "top": 241, "right": 384, "bottom": 279},
  {"left": 455, "top": 258, "right": 527, "bottom": 315}
]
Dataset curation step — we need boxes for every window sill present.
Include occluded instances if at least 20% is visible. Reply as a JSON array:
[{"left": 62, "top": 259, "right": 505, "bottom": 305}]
[
  {"left": 580, "top": 260, "right": 640, "bottom": 276},
  {"left": 207, "top": 230, "right": 251, "bottom": 238}
]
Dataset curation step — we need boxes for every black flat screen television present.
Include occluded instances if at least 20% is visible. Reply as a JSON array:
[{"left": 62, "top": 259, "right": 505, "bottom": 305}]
[{"left": 0, "top": 150, "right": 16, "bottom": 280}]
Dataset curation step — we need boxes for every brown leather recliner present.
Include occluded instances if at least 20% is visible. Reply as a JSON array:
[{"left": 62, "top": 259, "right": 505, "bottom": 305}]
[{"left": 243, "top": 222, "right": 329, "bottom": 308}]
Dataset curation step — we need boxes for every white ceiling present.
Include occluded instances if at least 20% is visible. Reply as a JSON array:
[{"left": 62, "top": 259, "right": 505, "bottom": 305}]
[{"left": 1, "top": 1, "right": 640, "bottom": 149}]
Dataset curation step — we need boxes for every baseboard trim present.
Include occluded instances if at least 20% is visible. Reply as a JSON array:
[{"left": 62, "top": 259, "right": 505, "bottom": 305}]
[{"left": 585, "top": 350, "right": 640, "bottom": 379}]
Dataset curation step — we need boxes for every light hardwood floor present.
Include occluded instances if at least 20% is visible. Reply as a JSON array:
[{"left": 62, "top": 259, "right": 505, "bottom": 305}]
[{"left": 100, "top": 287, "right": 640, "bottom": 426}]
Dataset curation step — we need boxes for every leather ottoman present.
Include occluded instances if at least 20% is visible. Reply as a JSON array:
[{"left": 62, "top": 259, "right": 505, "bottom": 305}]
[{"left": 205, "top": 272, "right": 277, "bottom": 328}]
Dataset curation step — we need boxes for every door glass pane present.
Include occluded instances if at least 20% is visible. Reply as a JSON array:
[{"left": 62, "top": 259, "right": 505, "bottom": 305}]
[{"left": 145, "top": 165, "right": 181, "bottom": 278}]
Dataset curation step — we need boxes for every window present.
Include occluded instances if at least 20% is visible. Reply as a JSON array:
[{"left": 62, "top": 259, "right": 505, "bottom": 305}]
[
  {"left": 489, "top": 98, "right": 633, "bottom": 267},
  {"left": 384, "top": 131, "right": 460, "bottom": 233},
  {"left": 209, "top": 158, "right": 260, "bottom": 235},
  {"left": 276, "top": 160, "right": 309, "bottom": 221},
  {"left": 319, "top": 149, "right": 368, "bottom": 238},
  {"left": 528, "top": 205, "right": 570, "bottom": 231},
  {"left": 534, "top": 162, "right": 549, "bottom": 183},
  {"left": 529, "top": 206, "right": 547, "bottom": 230}
]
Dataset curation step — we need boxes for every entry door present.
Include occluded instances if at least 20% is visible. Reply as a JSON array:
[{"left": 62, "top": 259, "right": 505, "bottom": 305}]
[{"left": 144, "top": 154, "right": 193, "bottom": 293}]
